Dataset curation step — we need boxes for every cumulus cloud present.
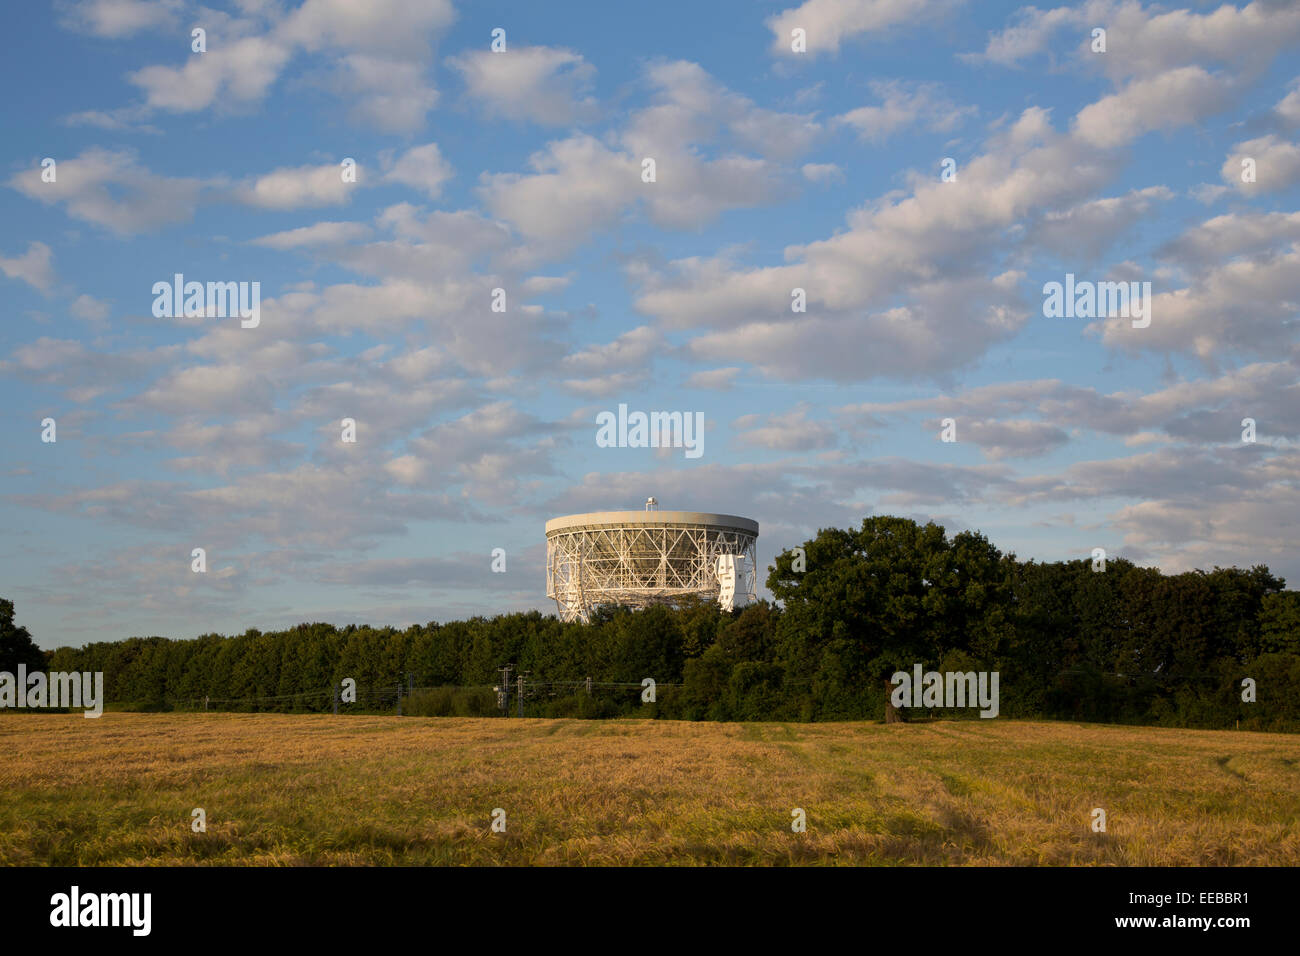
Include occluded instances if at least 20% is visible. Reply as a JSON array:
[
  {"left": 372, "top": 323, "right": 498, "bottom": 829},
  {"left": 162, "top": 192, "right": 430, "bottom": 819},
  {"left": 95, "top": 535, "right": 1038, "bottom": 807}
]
[
  {"left": 279, "top": 0, "right": 454, "bottom": 58},
  {"left": 966, "top": 4, "right": 1077, "bottom": 66},
  {"left": 1157, "top": 210, "right": 1300, "bottom": 266},
  {"left": 733, "top": 403, "right": 836, "bottom": 451},
  {"left": 629, "top": 98, "right": 1153, "bottom": 379},
  {"left": 7, "top": 148, "right": 204, "bottom": 234},
  {"left": 767, "top": 0, "right": 960, "bottom": 56},
  {"left": 235, "top": 162, "right": 356, "bottom": 210},
  {"left": 479, "top": 60, "right": 816, "bottom": 247},
  {"left": 0, "top": 337, "right": 156, "bottom": 403},
  {"left": 685, "top": 367, "right": 741, "bottom": 390},
  {"left": 448, "top": 46, "right": 597, "bottom": 125},
  {"left": 1029, "top": 186, "right": 1173, "bottom": 260},
  {"left": 69, "top": 293, "right": 110, "bottom": 322},
  {"left": 250, "top": 221, "right": 373, "bottom": 249},
  {"left": 560, "top": 326, "right": 664, "bottom": 377},
  {"left": 1095, "top": 245, "right": 1300, "bottom": 362},
  {"left": 130, "top": 34, "right": 292, "bottom": 113},
  {"left": 1072, "top": 67, "right": 1237, "bottom": 149},
  {"left": 381, "top": 143, "right": 454, "bottom": 199},
  {"left": 333, "top": 55, "right": 440, "bottom": 132},
  {"left": 834, "top": 80, "right": 975, "bottom": 142},
  {"left": 165, "top": 415, "right": 305, "bottom": 476},
  {"left": 971, "top": 0, "right": 1300, "bottom": 80},
  {"left": 0, "top": 241, "right": 56, "bottom": 293},
  {"left": 58, "top": 0, "right": 181, "bottom": 38},
  {"left": 801, "top": 162, "right": 843, "bottom": 183},
  {"left": 843, "top": 363, "right": 1300, "bottom": 445},
  {"left": 1276, "top": 79, "right": 1300, "bottom": 129},
  {"left": 480, "top": 134, "right": 636, "bottom": 244},
  {"left": 1221, "top": 134, "right": 1300, "bottom": 193},
  {"left": 947, "top": 419, "right": 1070, "bottom": 460},
  {"left": 115, "top": 0, "right": 455, "bottom": 131}
]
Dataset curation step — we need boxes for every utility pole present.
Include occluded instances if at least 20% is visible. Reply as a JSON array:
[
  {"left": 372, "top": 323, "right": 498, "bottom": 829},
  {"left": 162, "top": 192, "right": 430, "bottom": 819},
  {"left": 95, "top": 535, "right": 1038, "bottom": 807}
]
[
  {"left": 497, "top": 664, "right": 513, "bottom": 716},
  {"left": 516, "top": 671, "right": 531, "bottom": 718},
  {"left": 396, "top": 683, "right": 402, "bottom": 716},
  {"left": 585, "top": 676, "right": 592, "bottom": 697},
  {"left": 333, "top": 683, "right": 339, "bottom": 715}
]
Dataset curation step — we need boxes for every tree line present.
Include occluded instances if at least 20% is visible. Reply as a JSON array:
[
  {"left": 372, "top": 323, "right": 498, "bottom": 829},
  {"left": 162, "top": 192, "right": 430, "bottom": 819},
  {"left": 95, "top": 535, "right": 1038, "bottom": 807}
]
[{"left": 7, "top": 517, "right": 1299, "bottom": 730}]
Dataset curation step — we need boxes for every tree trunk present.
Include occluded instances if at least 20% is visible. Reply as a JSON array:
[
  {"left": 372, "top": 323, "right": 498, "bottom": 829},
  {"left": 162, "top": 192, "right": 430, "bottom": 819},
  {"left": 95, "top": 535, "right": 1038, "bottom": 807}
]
[{"left": 884, "top": 677, "right": 907, "bottom": 723}]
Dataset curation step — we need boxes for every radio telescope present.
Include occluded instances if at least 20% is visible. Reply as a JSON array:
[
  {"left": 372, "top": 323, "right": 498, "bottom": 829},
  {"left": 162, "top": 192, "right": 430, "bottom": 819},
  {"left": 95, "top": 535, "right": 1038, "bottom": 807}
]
[{"left": 545, "top": 498, "right": 759, "bottom": 623}]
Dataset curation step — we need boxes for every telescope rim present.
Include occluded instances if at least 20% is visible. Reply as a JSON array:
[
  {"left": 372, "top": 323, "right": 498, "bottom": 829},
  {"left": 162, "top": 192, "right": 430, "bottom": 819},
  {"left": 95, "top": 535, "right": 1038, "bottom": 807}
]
[{"left": 544, "top": 510, "right": 758, "bottom": 536}]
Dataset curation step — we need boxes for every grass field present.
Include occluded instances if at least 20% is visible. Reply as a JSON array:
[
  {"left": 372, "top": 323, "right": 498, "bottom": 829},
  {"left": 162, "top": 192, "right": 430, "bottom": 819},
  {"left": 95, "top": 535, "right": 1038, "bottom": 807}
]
[{"left": 3, "top": 713, "right": 1298, "bottom": 866}]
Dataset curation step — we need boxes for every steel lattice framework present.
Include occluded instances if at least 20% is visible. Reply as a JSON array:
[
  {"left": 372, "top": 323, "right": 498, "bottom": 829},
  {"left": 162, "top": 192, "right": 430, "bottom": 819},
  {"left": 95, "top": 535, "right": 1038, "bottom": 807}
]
[{"left": 545, "top": 505, "right": 759, "bottom": 623}]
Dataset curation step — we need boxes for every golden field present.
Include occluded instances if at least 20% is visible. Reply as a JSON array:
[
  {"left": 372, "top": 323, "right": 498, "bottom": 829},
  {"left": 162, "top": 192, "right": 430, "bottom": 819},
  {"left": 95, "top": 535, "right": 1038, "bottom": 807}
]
[{"left": 2, "top": 713, "right": 1297, "bottom": 865}]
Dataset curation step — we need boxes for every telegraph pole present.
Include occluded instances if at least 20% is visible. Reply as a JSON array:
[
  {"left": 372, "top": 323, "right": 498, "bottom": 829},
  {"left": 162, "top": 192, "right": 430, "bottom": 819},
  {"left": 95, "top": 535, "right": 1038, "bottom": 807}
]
[
  {"left": 517, "top": 671, "right": 531, "bottom": 718},
  {"left": 497, "top": 664, "right": 513, "bottom": 716}
]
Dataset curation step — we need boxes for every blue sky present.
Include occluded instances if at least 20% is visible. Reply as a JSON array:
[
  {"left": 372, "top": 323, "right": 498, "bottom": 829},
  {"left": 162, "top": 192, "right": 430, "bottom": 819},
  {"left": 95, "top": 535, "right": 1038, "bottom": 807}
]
[{"left": 3, "top": 0, "right": 1299, "bottom": 649}]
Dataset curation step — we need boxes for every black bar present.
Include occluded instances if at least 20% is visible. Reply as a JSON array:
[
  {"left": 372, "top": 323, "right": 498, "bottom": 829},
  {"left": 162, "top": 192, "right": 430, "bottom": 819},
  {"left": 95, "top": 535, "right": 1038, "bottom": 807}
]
[{"left": 5, "top": 866, "right": 1276, "bottom": 944}]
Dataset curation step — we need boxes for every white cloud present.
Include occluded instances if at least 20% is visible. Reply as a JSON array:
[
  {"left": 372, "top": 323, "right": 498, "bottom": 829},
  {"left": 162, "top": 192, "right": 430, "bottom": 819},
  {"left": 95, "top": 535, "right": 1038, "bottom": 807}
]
[
  {"left": 734, "top": 403, "right": 836, "bottom": 451},
  {"left": 948, "top": 419, "right": 1070, "bottom": 460},
  {"left": 134, "top": 363, "right": 279, "bottom": 415},
  {"left": 972, "top": 0, "right": 1300, "bottom": 80},
  {"left": 382, "top": 143, "right": 453, "bottom": 199},
  {"left": 1030, "top": 186, "right": 1173, "bottom": 259},
  {"left": 61, "top": 108, "right": 160, "bottom": 133},
  {"left": 1277, "top": 79, "right": 1300, "bottom": 128},
  {"left": 165, "top": 415, "right": 304, "bottom": 476},
  {"left": 1094, "top": 244, "right": 1300, "bottom": 361},
  {"left": 684, "top": 367, "right": 741, "bottom": 390},
  {"left": 279, "top": 0, "right": 454, "bottom": 58},
  {"left": 0, "top": 241, "right": 56, "bottom": 293},
  {"left": 70, "top": 293, "right": 111, "bottom": 322},
  {"left": 767, "top": 0, "right": 959, "bottom": 56},
  {"left": 116, "top": 0, "right": 454, "bottom": 131},
  {"left": 479, "top": 134, "right": 636, "bottom": 244},
  {"left": 801, "top": 162, "right": 843, "bottom": 183},
  {"left": 844, "top": 363, "right": 1300, "bottom": 444},
  {"left": 560, "top": 370, "right": 650, "bottom": 398},
  {"left": 682, "top": 274, "right": 1026, "bottom": 383},
  {"left": 560, "top": 325, "right": 664, "bottom": 377},
  {"left": 448, "top": 46, "right": 597, "bottom": 125},
  {"left": 384, "top": 454, "right": 428, "bottom": 486},
  {"left": 58, "top": 0, "right": 181, "bottom": 38},
  {"left": 479, "top": 61, "right": 814, "bottom": 247},
  {"left": 7, "top": 148, "right": 204, "bottom": 235},
  {"left": 1158, "top": 210, "right": 1300, "bottom": 266},
  {"left": 236, "top": 162, "right": 356, "bottom": 210},
  {"left": 966, "top": 4, "right": 1076, "bottom": 67},
  {"left": 1072, "top": 67, "right": 1236, "bottom": 149},
  {"left": 250, "top": 221, "right": 373, "bottom": 249},
  {"left": 130, "top": 35, "right": 292, "bottom": 112},
  {"left": 277, "top": 0, "right": 456, "bottom": 132},
  {"left": 335, "top": 54, "right": 439, "bottom": 132},
  {"left": 1221, "top": 134, "right": 1300, "bottom": 193},
  {"left": 0, "top": 337, "right": 154, "bottom": 403},
  {"left": 834, "top": 80, "right": 975, "bottom": 142}
]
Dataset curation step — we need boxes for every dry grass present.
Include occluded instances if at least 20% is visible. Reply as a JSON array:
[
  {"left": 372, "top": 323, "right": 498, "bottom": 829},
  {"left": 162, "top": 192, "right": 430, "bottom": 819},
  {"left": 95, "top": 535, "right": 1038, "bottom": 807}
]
[{"left": 2, "top": 713, "right": 1297, "bottom": 865}]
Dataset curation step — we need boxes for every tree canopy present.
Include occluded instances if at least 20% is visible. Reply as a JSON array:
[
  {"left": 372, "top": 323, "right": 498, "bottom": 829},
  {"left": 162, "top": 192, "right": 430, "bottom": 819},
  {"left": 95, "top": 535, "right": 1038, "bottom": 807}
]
[
  {"left": 0, "top": 599, "right": 46, "bottom": 673},
  {"left": 15, "top": 515, "right": 1300, "bottom": 730}
]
